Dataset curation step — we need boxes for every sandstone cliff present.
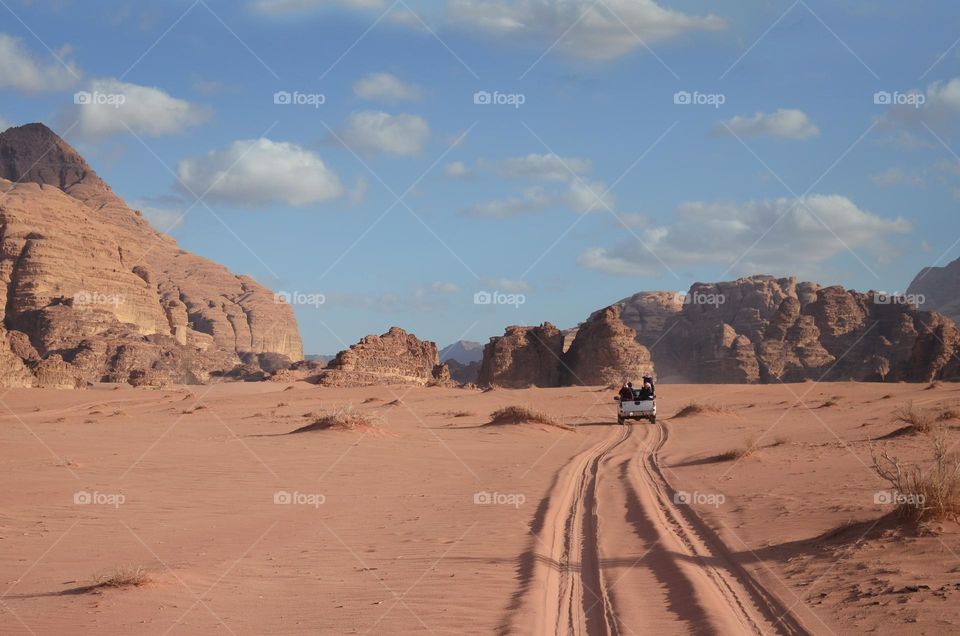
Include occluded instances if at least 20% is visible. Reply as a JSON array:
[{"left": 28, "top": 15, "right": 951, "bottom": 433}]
[
  {"left": 0, "top": 123, "right": 303, "bottom": 386},
  {"left": 476, "top": 323, "right": 565, "bottom": 388},
  {"left": 563, "top": 306, "right": 654, "bottom": 386},
  {"left": 316, "top": 327, "right": 451, "bottom": 387},
  {"left": 626, "top": 275, "right": 960, "bottom": 383}
]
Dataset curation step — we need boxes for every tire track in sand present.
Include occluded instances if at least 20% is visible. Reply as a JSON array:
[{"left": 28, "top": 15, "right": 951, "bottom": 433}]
[{"left": 504, "top": 422, "right": 812, "bottom": 635}]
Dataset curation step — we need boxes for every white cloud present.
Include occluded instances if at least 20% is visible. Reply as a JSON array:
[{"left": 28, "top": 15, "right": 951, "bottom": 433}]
[
  {"left": 717, "top": 109, "right": 819, "bottom": 140},
  {"left": 881, "top": 77, "right": 960, "bottom": 133},
  {"left": 482, "top": 278, "right": 529, "bottom": 292},
  {"left": 73, "top": 78, "right": 210, "bottom": 137},
  {"left": 444, "top": 160, "right": 471, "bottom": 179},
  {"left": 869, "top": 168, "right": 924, "bottom": 188},
  {"left": 579, "top": 195, "right": 911, "bottom": 277},
  {"left": 464, "top": 179, "right": 614, "bottom": 218},
  {"left": 429, "top": 282, "right": 461, "bottom": 294},
  {"left": 348, "top": 177, "right": 369, "bottom": 205},
  {"left": 0, "top": 33, "right": 80, "bottom": 92},
  {"left": 449, "top": 0, "right": 725, "bottom": 61},
  {"left": 338, "top": 110, "right": 430, "bottom": 156},
  {"left": 353, "top": 72, "right": 423, "bottom": 102},
  {"left": 251, "top": 0, "right": 384, "bottom": 13},
  {"left": 485, "top": 152, "right": 591, "bottom": 181},
  {"left": 177, "top": 138, "right": 344, "bottom": 206}
]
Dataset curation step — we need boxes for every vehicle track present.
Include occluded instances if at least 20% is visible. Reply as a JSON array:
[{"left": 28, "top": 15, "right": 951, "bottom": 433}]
[{"left": 503, "top": 421, "right": 812, "bottom": 635}]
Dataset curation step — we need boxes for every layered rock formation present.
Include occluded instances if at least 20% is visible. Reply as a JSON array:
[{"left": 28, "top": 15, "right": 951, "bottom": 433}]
[
  {"left": 907, "top": 257, "right": 960, "bottom": 324},
  {"left": 477, "top": 312, "right": 654, "bottom": 388},
  {"left": 476, "top": 323, "right": 566, "bottom": 388},
  {"left": 626, "top": 276, "right": 960, "bottom": 383},
  {"left": 0, "top": 123, "right": 303, "bottom": 387},
  {"left": 316, "top": 327, "right": 451, "bottom": 387},
  {"left": 564, "top": 306, "right": 654, "bottom": 385}
]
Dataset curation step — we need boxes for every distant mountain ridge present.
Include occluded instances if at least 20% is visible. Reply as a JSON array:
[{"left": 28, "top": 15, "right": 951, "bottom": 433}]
[{"left": 439, "top": 340, "right": 483, "bottom": 364}]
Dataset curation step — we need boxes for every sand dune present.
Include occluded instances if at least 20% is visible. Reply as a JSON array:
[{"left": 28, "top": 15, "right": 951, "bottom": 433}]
[{"left": 1, "top": 381, "right": 959, "bottom": 634}]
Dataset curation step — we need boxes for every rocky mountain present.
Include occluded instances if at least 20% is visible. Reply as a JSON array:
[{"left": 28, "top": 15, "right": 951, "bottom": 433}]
[
  {"left": 609, "top": 275, "right": 960, "bottom": 384},
  {"left": 477, "top": 311, "right": 654, "bottom": 388},
  {"left": 477, "top": 323, "right": 566, "bottom": 388},
  {"left": 0, "top": 123, "right": 303, "bottom": 387},
  {"left": 316, "top": 326, "right": 452, "bottom": 387},
  {"left": 907, "top": 257, "right": 960, "bottom": 324},
  {"left": 439, "top": 340, "right": 483, "bottom": 364},
  {"left": 564, "top": 306, "right": 654, "bottom": 385}
]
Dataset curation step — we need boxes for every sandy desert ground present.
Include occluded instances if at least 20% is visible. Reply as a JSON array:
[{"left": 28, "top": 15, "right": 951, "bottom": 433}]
[{"left": 2, "top": 380, "right": 960, "bottom": 635}]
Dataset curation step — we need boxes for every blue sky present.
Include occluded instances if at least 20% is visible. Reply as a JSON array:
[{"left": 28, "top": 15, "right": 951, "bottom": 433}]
[{"left": 1, "top": 0, "right": 958, "bottom": 355}]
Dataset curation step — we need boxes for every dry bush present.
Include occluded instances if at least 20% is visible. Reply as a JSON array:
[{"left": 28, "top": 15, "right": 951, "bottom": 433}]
[
  {"left": 937, "top": 407, "right": 960, "bottom": 422},
  {"left": 293, "top": 406, "right": 379, "bottom": 433},
  {"left": 873, "top": 435, "right": 960, "bottom": 524},
  {"left": 362, "top": 397, "right": 382, "bottom": 404},
  {"left": 893, "top": 402, "right": 938, "bottom": 435},
  {"left": 452, "top": 410, "right": 474, "bottom": 418},
  {"left": 95, "top": 565, "right": 149, "bottom": 589},
  {"left": 674, "top": 403, "right": 731, "bottom": 419},
  {"left": 488, "top": 406, "right": 571, "bottom": 430},
  {"left": 716, "top": 435, "right": 759, "bottom": 462}
]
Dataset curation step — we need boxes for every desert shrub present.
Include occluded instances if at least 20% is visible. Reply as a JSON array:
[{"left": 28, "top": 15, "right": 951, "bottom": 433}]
[
  {"left": 716, "top": 435, "right": 759, "bottom": 462},
  {"left": 294, "top": 406, "right": 379, "bottom": 433},
  {"left": 674, "top": 403, "right": 731, "bottom": 419},
  {"left": 893, "top": 402, "right": 937, "bottom": 435},
  {"left": 488, "top": 406, "right": 570, "bottom": 430},
  {"left": 95, "top": 565, "right": 149, "bottom": 589},
  {"left": 873, "top": 435, "right": 960, "bottom": 524}
]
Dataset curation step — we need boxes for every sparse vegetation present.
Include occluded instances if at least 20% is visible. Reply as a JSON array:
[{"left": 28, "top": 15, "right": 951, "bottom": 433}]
[
  {"left": 937, "top": 407, "right": 960, "bottom": 422},
  {"left": 362, "top": 397, "right": 381, "bottom": 404},
  {"left": 451, "top": 410, "right": 474, "bottom": 418},
  {"left": 488, "top": 406, "right": 571, "bottom": 430},
  {"left": 673, "top": 403, "right": 731, "bottom": 419},
  {"left": 716, "top": 435, "right": 759, "bottom": 462},
  {"left": 873, "top": 434, "right": 960, "bottom": 524},
  {"left": 893, "top": 402, "right": 938, "bottom": 435},
  {"left": 292, "top": 406, "right": 380, "bottom": 433},
  {"left": 95, "top": 565, "right": 149, "bottom": 589}
]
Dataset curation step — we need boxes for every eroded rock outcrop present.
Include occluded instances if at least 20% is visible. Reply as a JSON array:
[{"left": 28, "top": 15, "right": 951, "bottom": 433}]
[
  {"left": 656, "top": 276, "right": 960, "bottom": 383},
  {"left": 564, "top": 306, "right": 654, "bottom": 386},
  {"left": 476, "top": 323, "right": 565, "bottom": 388},
  {"left": 316, "top": 327, "right": 451, "bottom": 387},
  {"left": 0, "top": 123, "right": 303, "bottom": 387}
]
